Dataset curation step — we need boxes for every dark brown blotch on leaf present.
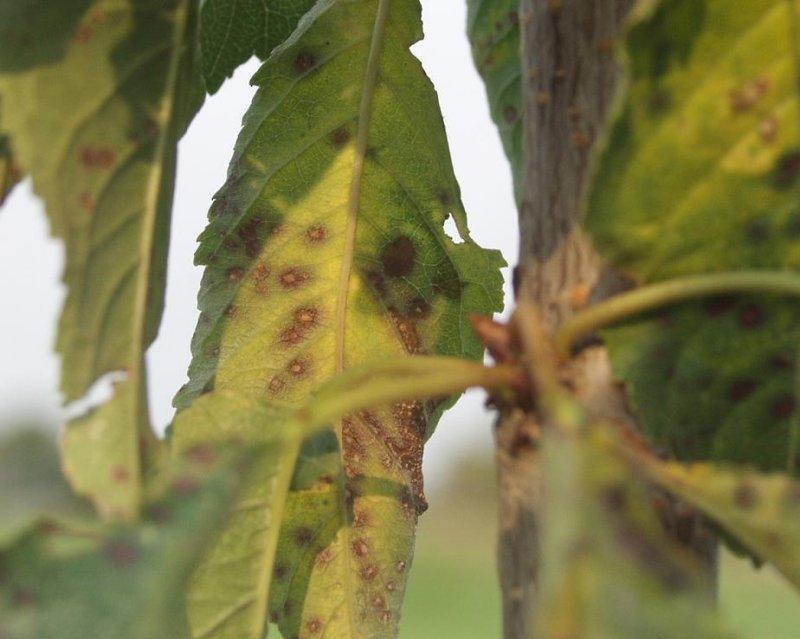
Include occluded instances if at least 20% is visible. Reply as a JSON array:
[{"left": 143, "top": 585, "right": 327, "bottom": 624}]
[
  {"left": 729, "top": 379, "right": 758, "bottom": 402},
  {"left": 294, "top": 52, "right": 316, "bottom": 74},
  {"left": 306, "top": 225, "right": 328, "bottom": 244},
  {"left": 738, "top": 304, "right": 765, "bottom": 329},
  {"left": 306, "top": 619, "right": 323, "bottom": 634},
  {"left": 104, "top": 540, "right": 139, "bottom": 568},
  {"left": 734, "top": 483, "right": 759, "bottom": 509},
  {"left": 381, "top": 236, "right": 416, "bottom": 277},
  {"left": 294, "top": 527, "right": 314, "bottom": 547},
  {"left": 773, "top": 150, "right": 800, "bottom": 189},
  {"left": 279, "top": 267, "right": 311, "bottom": 290},
  {"left": 227, "top": 267, "right": 245, "bottom": 283},
  {"left": 330, "top": 127, "right": 351, "bottom": 148},
  {"left": 772, "top": 395, "right": 796, "bottom": 419}
]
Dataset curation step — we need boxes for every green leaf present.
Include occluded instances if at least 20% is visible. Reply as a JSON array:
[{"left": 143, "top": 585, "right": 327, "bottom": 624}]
[
  {"left": 467, "top": 0, "right": 522, "bottom": 200},
  {"left": 174, "top": 0, "right": 505, "bottom": 635},
  {"left": 584, "top": 0, "right": 800, "bottom": 467},
  {"left": 0, "top": 431, "right": 90, "bottom": 547},
  {"left": 637, "top": 454, "right": 800, "bottom": 593},
  {"left": 0, "top": 0, "right": 204, "bottom": 517},
  {"left": 537, "top": 425, "right": 735, "bottom": 638},
  {"left": 0, "top": 447, "right": 248, "bottom": 639},
  {"left": 199, "top": 0, "right": 317, "bottom": 93}
]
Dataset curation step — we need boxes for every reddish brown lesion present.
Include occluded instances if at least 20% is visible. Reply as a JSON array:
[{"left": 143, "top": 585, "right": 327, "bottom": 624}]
[{"left": 279, "top": 267, "right": 311, "bottom": 290}]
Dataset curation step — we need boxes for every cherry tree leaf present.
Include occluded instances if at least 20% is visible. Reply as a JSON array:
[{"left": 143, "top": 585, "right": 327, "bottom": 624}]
[
  {"left": 0, "top": 431, "right": 89, "bottom": 548},
  {"left": 173, "top": 0, "right": 505, "bottom": 636},
  {"left": 0, "top": 0, "right": 204, "bottom": 518},
  {"left": 537, "top": 424, "right": 735, "bottom": 638},
  {"left": 199, "top": 0, "right": 317, "bottom": 93},
  {"left": 639, "top": 456, "right": 800, "bottom": 593},
  {"left": 585, "top": 0, "right": 800, "bottom": 468},
  {"left": 467, "top": 0, "right": 522, "bottom": 199},
  {"left": 0, "top": 447, "right": 248, "bottom": 639}
]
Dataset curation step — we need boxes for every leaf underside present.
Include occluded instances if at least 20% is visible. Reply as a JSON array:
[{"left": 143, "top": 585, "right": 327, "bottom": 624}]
[
  {"left": 199, "top": 0, "right": 317, "bottom": 93},
  {"left": 0, "top": 447, "right": 246, "bottom": 639},
  {"left": 586, "top": 0, "right": 800, "bottom": 469},
  {"left": 0, "top": 0, "right": 204, "bottom": 516},
  {"left": 467, "top": 0, "right": 522, "bottom": 200},
  {"left": 173, "top": 0, "right": 505, "bottom": 636},
  {"left": 536, "top": 426, "right": 734, "bottom": 638}
]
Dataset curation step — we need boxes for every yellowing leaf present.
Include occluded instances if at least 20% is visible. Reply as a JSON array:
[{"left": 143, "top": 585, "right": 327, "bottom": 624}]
[
  {"left": 173, "top": 0, "right": 504, "bottom": 636},
  {"left": 0, "top": 0, "right": 204, "bottom": 518},
  {"left": 585, "top": 0, "right": 800, "bottom": 468}
]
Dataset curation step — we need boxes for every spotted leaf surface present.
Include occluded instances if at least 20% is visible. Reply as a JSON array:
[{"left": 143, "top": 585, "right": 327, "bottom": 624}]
[
  {"left": 537, "top": 426, "right": 734, "bottom": 638},
  {"left": 585, "top": 0, "right": 800, "bottom": 466},
  {"left": 199, "top": 0, "right": 316, "bottom": 93},
  {"left": 174, "top": 0, "right": 505, "bottom": 636},
  {"left": 0, "top": 431, "right": 89, "bottom": 548},
  {"left": 0, "top": 0, "right": 204, "bottom": 517},
  {"left": 0, "top": 448, "right": 247, "bottom": 639},
  {"left": 467, "top": 0, "right": 522, "bottom": 200},
  {"left": 642, "top": 459, "right": 800, "bottom": 592},
  {"left": 171, "top": 392, "right": 299, "bottom": 639}
]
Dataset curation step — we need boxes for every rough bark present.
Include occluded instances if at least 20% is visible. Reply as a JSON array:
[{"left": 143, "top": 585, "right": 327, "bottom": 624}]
[{"left": 494, "top": 2, "right": 715, "bottom": 637}]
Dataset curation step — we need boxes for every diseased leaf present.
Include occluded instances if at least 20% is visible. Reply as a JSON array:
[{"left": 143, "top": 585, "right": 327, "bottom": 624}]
[
  {"left": 171, "top": 392, "right": 299, "bottom": 639},
  {"left": 199, "top": 0, "right": 316, "bottom": 93},
  {"left": 585, "top": 0, "right": 800, "bottom": 467},
  {"left": 639, "top": 457, "right": 800, "bottom": 593},
  {"left": 174, "top": 0, "right": 505, "bottom": 636},
  {"left": 0, "top": 0, "right": 205, "bottom": 517},
  {"left": 537, "top": 424, "right": 735, "bottom": 638},
  {"left": 0, "top": 431, "right": 89, "bottom": 547},
  {"left": 0, "top": 448, "right": 247, "bottom": 639},
  {"left": 467, "top": 0, "right": 522, "bottom": 199}
]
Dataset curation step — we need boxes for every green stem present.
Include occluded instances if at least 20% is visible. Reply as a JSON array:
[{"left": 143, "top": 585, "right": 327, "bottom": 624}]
[
  {"left": 290, "top": 357, "right": 521, "bottom": 435},
  {"left": 555, "top": 271, "right": 800, "bottom": 358}
]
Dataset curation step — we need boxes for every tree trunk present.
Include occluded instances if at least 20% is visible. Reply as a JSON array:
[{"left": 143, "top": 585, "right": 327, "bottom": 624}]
[{"left": 494, "top": 2, "right": 715, "bottom": 637}]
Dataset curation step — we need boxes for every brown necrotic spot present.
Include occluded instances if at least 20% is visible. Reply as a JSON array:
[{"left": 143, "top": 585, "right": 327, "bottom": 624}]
[
  {"left": 703, "top": 296, "right": 736, "bottom": 317},
  {"left": 280, "top": 326, "right": 303, "bottom": 346},
  {"left": 385, "top": 580, "right": 396, "bottom": 592},
  {"left": 738, "top": 304, "right": 765, "bottom": 329},
  {"left": 279, "top": 267, "right": 311, "bottom": 290},
  {"left": 772, "top": 395, "right": 796, "bottom": 419},
  {"left": 274, "top": 564, "right": 287, "bottom": 580},
  {"left": 294, "top": 51, "right": 316, "bottom": 74},
  {"left": 360, "top": 564, "right": 379, "bottom": 581},
  {"left": 11, "top": 588, "right": 36, "bottom": 608},
  {"left": 745, "top": 217, "right": 770, "bottom": 243},
  {"left": 734, "top": 483, "right": 759, "bottom": 509},
  {"left": 381, "top": 236, "right": 416, "bottom": 277},
  {"left": 503, "top": 105, "right": 518, "bottom": 123},
  {"left": 395, "top": 560, "right": 406, "bottom": 573},
  {"left": 80, "top": 146, "right": 116, "bottom": 169},
  {"left": 224, "top": 304, "right": 238, "bottom": 319},
  {"left": 372, "top": 594, "right": 386, "bottom": 609},
  {"left": 770, "top": 354, "right": 793, "bottom": 371},
  {"left": 227, "top": 267, "right": 245, "bottom": 283},
  {"left": 294, "top": 527, "right": 314, "bottom": 547},
  {"left": 288, "top": 357, "right": 309, "bottom": 378},
  {"left": 352, "top": 538, "right": 369, "bottom": 557},
  {"left": 295, "top": 307, "right": 318, "bottom": 327},
  {"left": 773, "top": 149, "right": 800, "bottom": 189},
  {"left": 268, "top": 376, "right": 285, "bottom": 394},
  {"left": 112, "top": 465, "right": 130, "bottom": 483},
  {"left": 729, "top": 379, "right": 757, "bottom": 402},
  {"left": 306, "top": 225, "right": 328, "bottom": 244},
  {"left": 104, "top": 540, "right": 139, "bottom": 568},
  {"left": 407, "top": 297, "right": 431, "bottom": 318},
  {"left": 330, "top": 127, "right": 351, "bottom": 148},
  {"left": 306, "top": 619, "right": 323, "bottom": 634}
]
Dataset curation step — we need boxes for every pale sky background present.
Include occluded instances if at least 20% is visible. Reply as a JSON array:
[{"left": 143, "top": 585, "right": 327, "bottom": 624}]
[{"left": 0, "top": 0, "right": 518, "bottom": 487}]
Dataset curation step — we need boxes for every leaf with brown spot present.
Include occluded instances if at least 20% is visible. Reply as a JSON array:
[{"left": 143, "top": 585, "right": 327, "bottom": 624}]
[
  {"left": 536, "top": 426, "right": 735, "bottom": 638},
  {"left": 0, "top": 444, "right": 249, "bottom": 639},
  {"left": 0, "top": 0, "right": 205, "bottom": 518},
  {"left": 584, "top": 0, "right": 800, "bottom": 472},
  {"left": 173, "top": 1, "right": 504, "bottom": 636},
  {"left": 637, "top": 453, "right": 800, "bottom": 593}
]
